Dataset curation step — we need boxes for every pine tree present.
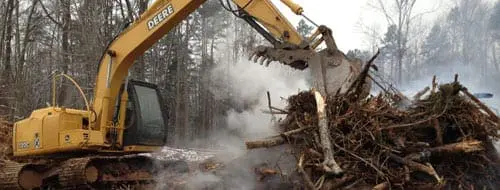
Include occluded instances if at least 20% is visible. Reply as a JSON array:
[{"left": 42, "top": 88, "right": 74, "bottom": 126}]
[{"left": 296, "top": 19, "right": 314, "bottom": 38}]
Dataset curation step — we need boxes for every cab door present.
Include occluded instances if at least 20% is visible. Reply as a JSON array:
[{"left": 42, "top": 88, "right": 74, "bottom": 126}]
[{"left": 123, "top": 80, "right": 168, "bottom": 146}]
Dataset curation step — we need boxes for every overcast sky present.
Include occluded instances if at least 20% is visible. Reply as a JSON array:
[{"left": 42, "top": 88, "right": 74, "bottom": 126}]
[
  {"left": 271, "top": 0, "right": 453, "bottom": 52},
  {"left": 148, "top": 0, "right": 494, "bottom": 51}
]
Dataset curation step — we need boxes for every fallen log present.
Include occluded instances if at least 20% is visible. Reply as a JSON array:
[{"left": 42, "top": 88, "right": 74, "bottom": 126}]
[
  {"left": 245, "top": 125, "right": 313, "bottom": 149},
  {"left": 245, "top": 137, "right": 285, "bottom": 149},
  {"left": 427, "top": 139, "right": 483, "bottom": 154},
  {"left": 406, "top": 140, "right": 483, "bottom": 161},
  {"left": 313, "top": 90, "right": 343, "bottom": 176}
]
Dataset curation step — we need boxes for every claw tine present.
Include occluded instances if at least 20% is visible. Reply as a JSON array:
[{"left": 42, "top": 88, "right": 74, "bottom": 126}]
[
  {"left": 265, "top": 58, "right": 272, "bottom": 67},
  {"left": 253, "top": 54, "right": 260, "bottom": 63},
  {"left": 260, "top": 57, "right": 266, "bottom": 65},
  {"left": 259, "top": 57, "right": 267, "bottom": 65},
  {"left": 249, "top": 53, "right": 256, "bottom": 61}
]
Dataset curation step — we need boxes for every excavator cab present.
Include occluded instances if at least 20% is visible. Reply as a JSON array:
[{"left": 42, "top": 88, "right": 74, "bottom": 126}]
[{"left": 118, "top": 80, "right": 168, "bottom": 147}]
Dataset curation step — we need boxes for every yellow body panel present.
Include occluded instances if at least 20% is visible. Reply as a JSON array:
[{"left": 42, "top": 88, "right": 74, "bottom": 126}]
[{"left": 13, "top": 107, "right": 105, "bottom": 157}]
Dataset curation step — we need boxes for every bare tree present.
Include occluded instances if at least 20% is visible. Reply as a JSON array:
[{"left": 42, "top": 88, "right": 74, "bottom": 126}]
[
  {"left": 0, "top": 0, "right": 15, "bottom": 118},
  {"left": 492, "top": 2, "right": 500, "bottom": 70},
  {"left": 369, "top": 0, "right": 417, "bottom": 85},
  {"left": 2, "top": 0, "right": 15, "bottom": 85},
  {"left": 0, "top": 0, "right": 9, "bottom": 71},
  {"left": 130, "top": 0, "right": 149, "bottom": 80},
  {"left": 174, "top": 20, "right": 191, "bottom": 145},
  {"left": 12, "top": 0, "right": 39, "bottom": 118}
]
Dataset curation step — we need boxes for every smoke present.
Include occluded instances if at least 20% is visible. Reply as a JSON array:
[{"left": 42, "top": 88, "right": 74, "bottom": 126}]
[
  {"left": 180, "top": 58, "right": 310, "bottom": 189},
  {"left": 210, "top": 60, "right": 310, "bottom": 139},
  {"left": 184, "top": 172, "right": 222, "bottom": 189}
]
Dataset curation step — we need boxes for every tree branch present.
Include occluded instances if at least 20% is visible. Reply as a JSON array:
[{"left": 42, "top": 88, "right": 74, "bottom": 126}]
[{"left": 38, "top": 0, "right": 62, "bottom": 27}]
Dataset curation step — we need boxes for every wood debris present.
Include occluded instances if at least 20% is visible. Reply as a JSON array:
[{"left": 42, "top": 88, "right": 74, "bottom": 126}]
[{"left": 246, "top": 77, "right": 500, "bottom": 189}]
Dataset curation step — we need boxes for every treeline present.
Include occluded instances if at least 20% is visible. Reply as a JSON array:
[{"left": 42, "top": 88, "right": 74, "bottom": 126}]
[{"left": 349, "top": 0, "right": 499, "bottom": 90}]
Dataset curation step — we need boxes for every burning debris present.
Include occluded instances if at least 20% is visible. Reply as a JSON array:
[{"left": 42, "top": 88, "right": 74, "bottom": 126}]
[{"left": 246, "top": 75, "right": 500, "bottom": 189}]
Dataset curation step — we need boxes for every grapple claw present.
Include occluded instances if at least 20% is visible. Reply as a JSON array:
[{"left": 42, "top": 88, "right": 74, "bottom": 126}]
[{"left": 250, "top": 45, "right": 310, "bottom": 69}]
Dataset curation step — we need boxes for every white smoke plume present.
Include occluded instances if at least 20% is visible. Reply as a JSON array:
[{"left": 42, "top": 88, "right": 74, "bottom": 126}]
[
  {"left": 210, "top": 60, "right": 310, "bottom": 138},
  {"left": 179, "top": 58, "right": 310, "bottom": 189},
  {"left": 209, "top": 60, "right": 310, "bottom": 153}
]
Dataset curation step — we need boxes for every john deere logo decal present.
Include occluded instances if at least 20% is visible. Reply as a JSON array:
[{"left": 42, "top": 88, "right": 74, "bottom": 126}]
[{"left": 147, "top": 4, "right": 175, "bottom": 30}]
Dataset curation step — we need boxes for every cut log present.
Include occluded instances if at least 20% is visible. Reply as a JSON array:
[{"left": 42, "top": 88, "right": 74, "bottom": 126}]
[
  {"left": 406, "top": 140, "right": 483, "bottom": 161},
  {"left": 245, "top": 137, "right": 285, "bottom": 149},
  {"left": 245, "top": 125, "right": 312, "bottom": 149},
  {"left": 429, "top": 140, "right": 483, "bottom": 154}
]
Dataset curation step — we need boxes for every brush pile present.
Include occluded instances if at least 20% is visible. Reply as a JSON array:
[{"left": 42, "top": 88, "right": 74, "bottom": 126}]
[{"left": 246, "top": 79, "right": 500, "bottom": 189}]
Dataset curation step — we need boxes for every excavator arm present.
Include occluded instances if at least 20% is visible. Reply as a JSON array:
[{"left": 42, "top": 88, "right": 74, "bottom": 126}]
[
  {"left": 92, "top": 0, "right": 318, "bottom": 146},
  {"left": 228, "top": 0, "right": 305, "bottom": 47}
]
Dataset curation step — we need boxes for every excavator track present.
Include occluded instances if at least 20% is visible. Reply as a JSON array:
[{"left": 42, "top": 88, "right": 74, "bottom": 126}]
[
  {"left": 57, "top": 157, "right": 96, "bottom": 188},
  {"left": 0, "top": 155, "right": 189, "bottom": 189},
  {"left": 0, "top": 161, "right": 42, "bottom": 189}
]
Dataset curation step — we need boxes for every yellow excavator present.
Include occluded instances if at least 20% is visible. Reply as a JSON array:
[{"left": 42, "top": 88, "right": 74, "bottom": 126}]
[{"left": 4, "top": 0, "right": 369, "bottom": 189}]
